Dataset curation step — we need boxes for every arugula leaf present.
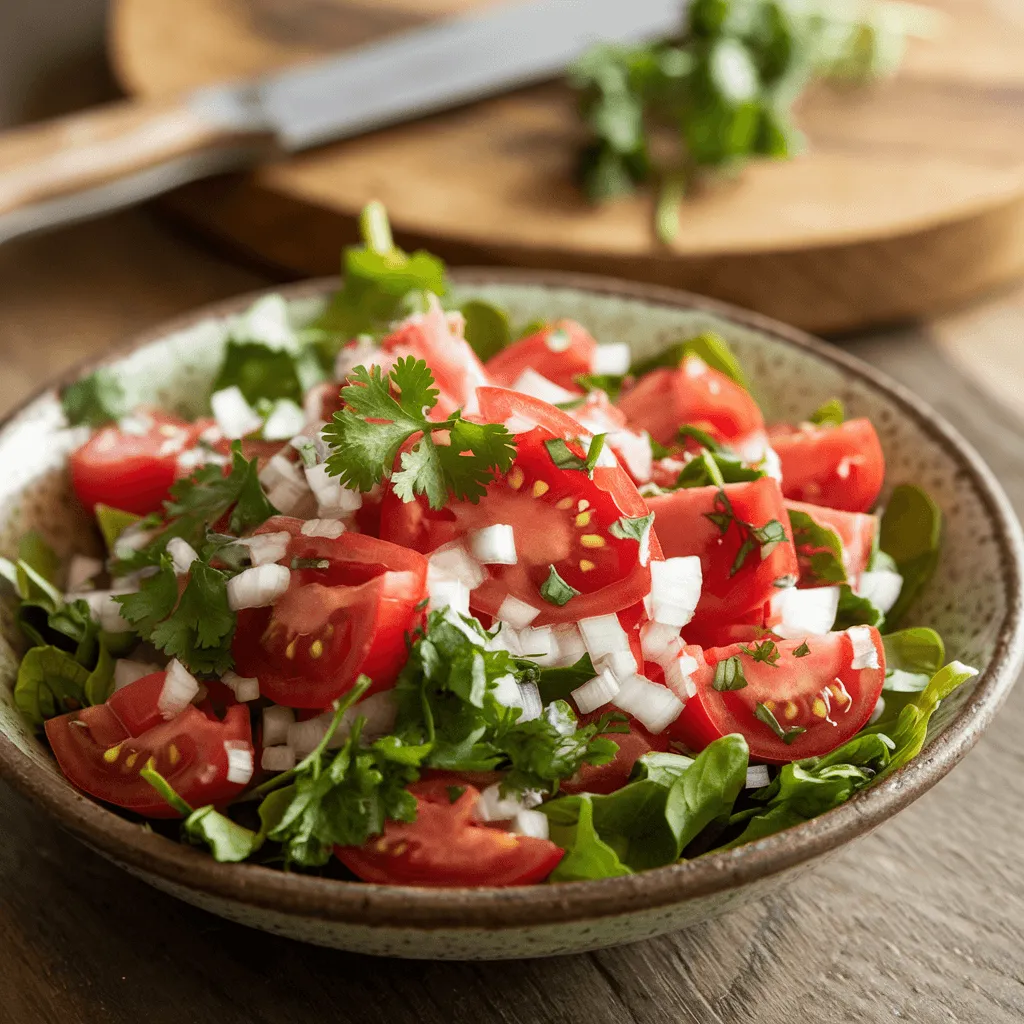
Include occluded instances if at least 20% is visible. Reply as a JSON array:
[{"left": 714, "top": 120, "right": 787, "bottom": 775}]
[
  {"left": 788, "top": 507, "right": 848, "bottom": 586},
  {"left": 61, "top": 369, "right": 129, "bottom": 427},
  {"left": 540, "top": 565, "right": 581, "bottom": 607},
  {"left": 14, "top": 646, "right": 91, "bottom": 730},
  {"left": 808, "top": 398, "right": 845, "bottom": 427},
  {"left": 459, "top": 300, "right": 512, "bottom": 361},
  {"left": 324, "top": 358, "right": 516, "bottom": 509},
  {"left": 879, "top": 485, "right": 942, "bottom": 626}
]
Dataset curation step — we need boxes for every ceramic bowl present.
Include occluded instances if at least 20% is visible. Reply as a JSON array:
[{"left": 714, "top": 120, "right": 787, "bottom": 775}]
[{"left": 0, "top": 271, "right": 1021, "bottom": 960}]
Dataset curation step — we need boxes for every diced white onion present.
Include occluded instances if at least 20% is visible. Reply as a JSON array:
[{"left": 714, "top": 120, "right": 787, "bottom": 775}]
[
  {"left": 608, "top": 429, "right": 653, "bottom": 486},
  {"left": 594, "top": 650, "right": 638, "bottom": 680},
  {"left": 592, "top": 342, "right": 631, "bottom": 376},
  {"left": 518, "top": 682, "right": 543, "bottom": 722},
  {"left": 117, "top": 413, "right": 152, "bottom": 436},
  {"left": 868, "top": 696, "right": 886, "bottom": 725},
  {"left": 232, "top": 294, "right": 295, "bottom": 348},
  {"left": 261, "top": 745, "right": 297, "bottom": 773},
  {"left": 261, "top": 399, "right": 306, "bottom": 441},
  {"left": 545, "top": 329, "right": 572, "bottom": 353},
  {"left": 224, "top": 740, "right": 254, "bottom": 785},
  {"left": 511, "top": 809, "right": 550, "bottom": 840},
  {"left": 511, "top": 368, "right": 576, "bottom": 405},
  {"left": 259, "top": 451, "right": 305, "bottom": 492},
  {"left": 232, "top": 531, "right": 290, "bottom": 568},
  {"left": 612, "top": 675, "right": 684, "bottom": 734},
  {"left": 427, "top": 576, "right": 470, "bottom": 616},
  {"left": 663, "top": 653, "right": 699, "bottom": 702},
  {"left": 641, "top": 620, "right": 683, "bottom": 665},
  {"left": 856, "top": 569, "right": 903, "bottom": 614},
  {"left": 547, "top": 623, "right": 588, "bottom": 668},
  {"left": 113, "top": 658, "right": 160, "bottom": 691},
  {"left": 305, "top": 463, "right": 363, "bottom": 516},
  {"left": 113, "top": 523, "right": 158, "bottom": 561},
  {"left": 772, "top": 587, "right": 840, "bottom": 640},
  {"left": 492, "top": 623, "right": 554, "bottom": 662},
  {"left": 427, "top": 542, "right": 487, "bottom": 591},
  {"left": 227, "top": 564, "right": 290, "bottom": 611},
  {"left": 467, "top": 524, "right": 517, "bottom": 565},
  {"left": 847, "top": 625, "right": 880, "bottom": 670},
  {"left": 221, "top": 670, "right": 260, "bottom": 702},
  {"left": 211, "top": 386, "right": 263, "bottom": 439},
  {"left": 300, "top": 519, "right": 345, "bottom": 539},
  {"left": 166, "top": 536, "right": 200, "bottom": 575},
  {"left": 289, "top": 691, "right": 399, "bottom": 755},
  {"left": 473, "top": 784, "right": 542, "bottom": 823},
  {"left": 492, "top": 673, "right": 523, "bottom": 708},
  {"left": 495, "top": 594, "right": 541, "bottom": 630},
  {"left": 571, "top": 667, "right": 621, "bottom": 714},
  {"left": 502, "top": 413, "right": 538, "bottom": 434},
  {"left": 579, "top": 614, "right": 631, "bottom": 662},
  {"left": 159, "top": 659, "right": 199, "bottom": 720},
  {"left": 745, "top": 765, "right": 771, "bottom": 789},
  {"left": 733, "top": 430, "right": 770, "bottom": 464},
  {"left": 649, "top": 557, "right": 703, "bottom": 628},
  {"left": 761, "top": 446, "right": 783, "bottom": 482},
  {"left": 67, "top": 555, "right": 103, "bottom": 592},
  {"left": 262, "top": 705, "right": 295, "bottom": 747}
]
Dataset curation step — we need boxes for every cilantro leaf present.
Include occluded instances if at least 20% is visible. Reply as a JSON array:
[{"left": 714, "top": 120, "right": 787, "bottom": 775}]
[
  {"left": 61, "top": 369, "right": 129, "bottom": 427},
  {"left": 115, "top": 556, "right": 179, "bottom": 635}
]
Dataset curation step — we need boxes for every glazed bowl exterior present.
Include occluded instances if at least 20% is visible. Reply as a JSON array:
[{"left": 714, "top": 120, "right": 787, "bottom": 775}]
[{"left": 0, "top": 271, "right": 1020, "bottom": 959}]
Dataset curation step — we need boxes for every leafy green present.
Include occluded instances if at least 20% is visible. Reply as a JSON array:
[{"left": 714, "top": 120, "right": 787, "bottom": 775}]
[
  {"left": 788, "top": 506, "right": 848, "bottom": 585},
  {"left": 833, "top": 584, "right": 884, "bottom": 630},
  {"left": 540, "top": 565, "right": 581, "bottom": 607},
  {"left": 213, "top": 340, "right": 323, "bottom": 407},
  {"left": 543, "top": 434, "right": 607, "bottom": 478},
  {"left": 631, "top": 750, "right": 695, "bottom": 787},
  {"left": 878, "top": 484, "right": 942, "bottom": 626},
  {"left": 675, "top": 448, "right": 764, "bottom": 489},
  {"left": 532, "top": 654, "right": 597, "bottom": 705},
  {"left": 547, "top": 795, "right": 633, "bottom": 881},
  {"left": 460, "top": 300, "right": 512, "bottom": 361},
  {"left": 608, "top": 512, "right": 655, "bottom": 546},
  {"left": 61, "top": 369, "right": 129, "bottom": 427},
  {"left": 712, "top": 656, "right": 748, "bottom": 691},
  {"left": 95, "top": 504, "right": 143, "bottom": 553},
  {"left": 808, "top": 398, "right": 845, "bottom": 427},
  {"left": 324, "top": 357, "right": 516, "bottom": 509},
  {"left": 632, "top": 332, "right": 750, "bottom": 391},
  {"left": 882, "top": 627, "right": 945, "bottom": 694},
  {"left": 14, "top": 646, "right": 92, "bottom": 729},
  {"left": 754, "top": 702, "right": 805, "bottom": 745}
]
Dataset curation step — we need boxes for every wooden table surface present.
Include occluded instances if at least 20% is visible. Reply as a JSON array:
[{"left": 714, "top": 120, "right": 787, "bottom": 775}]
[{"left": 3, "top": 11, "right": 1024, "bottom": 1022}]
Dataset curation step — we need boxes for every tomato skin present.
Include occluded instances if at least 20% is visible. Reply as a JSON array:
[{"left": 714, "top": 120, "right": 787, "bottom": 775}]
[
  {"left": 616, "top": 358, "right": 765, "bottom": 449},
  {"left": 232, "top": 518, "right": 427, "bottom": 709},
  {"left": 786, "top": 499, "right": 877, "bottom": 583},
  {"left": 69, "top": 409, "right": 206, "bottom": 516},
  {"left": 335, "top": 779, "right": 564, "bottom": 886},
  {"left": 45, "top": 672, "right": 254, "bottom": 818},
  {"left": 484, "top": 320, "right": 596, "bottom": 392},
  {"left": 647, "top": 477, "right": 799, "bottom": 625},
  {"left": 769, "top": 418, "right": 885, "bottom": 513},
  {"left": 561, "top": 712, "right": 670, "bottom": 796},
  {"left": 669, "top": 631, "right": 886, "bottom": 763}
]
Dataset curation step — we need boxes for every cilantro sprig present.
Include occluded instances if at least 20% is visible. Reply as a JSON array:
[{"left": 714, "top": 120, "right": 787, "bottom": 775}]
[{"left": 323, "top": 357, "right": 516, "bottom": 509}]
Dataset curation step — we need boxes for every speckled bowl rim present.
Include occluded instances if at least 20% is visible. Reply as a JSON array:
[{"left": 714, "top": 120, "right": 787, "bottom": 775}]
[{"left": 0, "top": 269, "right": 1021, "bottom": 933}]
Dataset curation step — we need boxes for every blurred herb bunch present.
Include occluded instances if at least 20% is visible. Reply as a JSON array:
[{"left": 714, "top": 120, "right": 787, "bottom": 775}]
[{"left": 570, "top": 0, "right": 937, "bottom": 241}]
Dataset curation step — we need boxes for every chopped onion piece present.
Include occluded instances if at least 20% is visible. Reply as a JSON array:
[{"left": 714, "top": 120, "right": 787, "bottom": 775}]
[
  {"left": 571, "top": 667, "right": 621, "bottom": 714},
  {"left": 473, "top": 783, "right": 542, "bottom": 823},
  {"left": 546, "top": 623, "right": 588, "bottom": 667},
  {"left": 166, "top": 536, "right": 200, "bottom": 575},
  {"left": 594, "top": 650, "right": 637, "bottom": 680},
  {"left": 261, "top": 745, "right": 297, "bottom": 773},
  {"left": 286, "top": 692, "right": 397, "bottom": 757},
  {"left": 847, "top": 625, "right": 880, "bottom": 670},
  {"left": 745, "top": 765, "right": 770, "bottom": 789},
  {"left": 663, "top": 653, "right": 699, "bottom": 702},
  {"left": 495, "top": 594, "right": 541, "bottom": 630},
  {"left": 868, "top": 696, "right": 886, "bottom": 725},
  {"left": 579, "top": 614, "right": 631, "bottom": 661},
  {"left": 261, "top": 399, "right": 306, "bottom": 441},
  {"left": 772, "top": 587, "right": 840, "bottom": 640},
  {"left": 612, "top": 675, "right": 684, "bottom": 734},
  {"left": 427, "top": 576, "right": 470, "bottom": 616},
  {"left": 300, "top": 519, "right": 345, "bottom": 539},
  {"left": 159, "top": 659, "right": 199, "bottom": 720},
  {"left": 427, "top": 542, "right": 487, "bottom": 591},
  {"left": 227, "top": 564, "right": 290, "bottom": 611},
  {"left": 732, "top": 430, "right": 770, "bottom": 464},
  {"left": 234, "top": 531, "right": 291, "bottom": 567},
  {"left": 518, "top": 682, "right": 543, "bottom": 722},
  {"left": 761, "top": 446, "right": 783, "bottom": 482},
  {"left": 71, "top": 589, "right": 135, "bottom": 634},
  {"left": 640, "top": 621, "right": 683, "bottom": 665},
  {"left": 592, "top": 342, "right": 631, "bottom": 376},
  {"left": 467, "top": 524, "right": 517, "bottom": 565},
  {"left": 67, "top": 555, "right": 103, "bottom": 592},
  {"left": 511, "top": 809, "right": 550, "bottom": 840},
  {"left": 224, "top": 740, "right": 254, "bottom": 785},
  {"left": 265, "top": 475, "right": 311, "bottom": 517},
  {"left": 511, "top": 368, "right": 576, "bottom": 405},
  {"left": 608, "top": 429, "right": 653, "bottom": 486},
  {"left": 503, "top": 413, "right": 537, "bottom": 434},
  {"left": 222, "top": 670, "right": 259, "bottom": 702},
  {"left": 856, "top": 569, "right": 903, "bottom": 614},
  {"left": 113, "top": 658, "right": 160, "bottom": 691},
  {"left": 649, "top": 557, "right": 702, "bottom": 627},
  {"left": 259, "top": 451, "right": 305, "bottom": 492},
  {"left": 262, "top": 705, "right": 295, "bottom": 747},
  {"left": 491, "top": 673, "right": 523, "bottom": 708},
  {"left": 305, "top": 463, "right": 362, "bottom": 515},
  {"left": 211, "top": 386, "right": 262, "bottom": 439}
]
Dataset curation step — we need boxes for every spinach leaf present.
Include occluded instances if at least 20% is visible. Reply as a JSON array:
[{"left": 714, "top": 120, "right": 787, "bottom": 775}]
[
  {"left": 788, "top": 507, "right": 848, "bottom": 586},
  {"left": 459, "top": 300, "right": 512, "bottom": 361},
  {"left": 631, "top": 750, "right": 695, "bottom": 787},
  {"left": 833, "top": 584, "right": 884, "bottom": 630},
  {"left": 879, "top": 485, "right": 941, "bottom": 626},
  {"left": 882, "top": 627, "right": 945, "bottom": 694},
  {"left": 547, "top": 795, "right": 633, "bottom": 882},
  {"left": 14, "top": 645, "right": 92, "bottom": 730}
]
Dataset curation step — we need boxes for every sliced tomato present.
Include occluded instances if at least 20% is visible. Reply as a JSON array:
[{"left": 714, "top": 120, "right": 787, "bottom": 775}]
[
  {"left": 668, "top": 631, "right": 885, "bottom": 763},
  {"left": 484, "top": 320, "right": 597, "bottom": 392},
  {"left": 616, "top": 357, "right": 765, "bottom": 450},
  {"left": 786, "top": 499, "right": 877, "bottom": 584},
  {"left": 69, "top": 409, "right": 207, "bottom": 516},
  {"left": 769, "top": 418, "right": 885, "bottom": 513},
  {"left": 567, "top": 390, "right": 653, "bottom": 485},
  {"left": 232, "top": 517, "right": 427, "bottom": 708},
  {"left": 44, "top": 671, "right": 253, "bottom": 818},
  {"left": 647, "top": 477, "right": 798, "bottom": 626},
  {"left": 561, "top": 711, "right": 670, "bottom": 796},
  {"left": 335, "top": 779, "right": 564, "bottom": 886},
  {"left": 379, "top": 420, "right": 659, "bottom": 626}
]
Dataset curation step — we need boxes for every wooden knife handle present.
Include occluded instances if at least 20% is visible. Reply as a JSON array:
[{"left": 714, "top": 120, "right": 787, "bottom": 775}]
[{"left": 0, "top": 96, "right": 274, "bottom": 238}]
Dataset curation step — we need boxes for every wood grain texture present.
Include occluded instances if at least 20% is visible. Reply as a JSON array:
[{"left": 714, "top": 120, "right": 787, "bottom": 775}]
[
  {"left": 108, "top": 0, "right": 1024, "bottom": 332},
  {"left": 0, "top": 208, "right": 1023, "bottom": 1024}
]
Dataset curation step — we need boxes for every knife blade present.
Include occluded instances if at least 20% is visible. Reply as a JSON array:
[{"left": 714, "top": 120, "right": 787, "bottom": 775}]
[{"left": 0, "top": 0, "right": 684, "bottom": 243}]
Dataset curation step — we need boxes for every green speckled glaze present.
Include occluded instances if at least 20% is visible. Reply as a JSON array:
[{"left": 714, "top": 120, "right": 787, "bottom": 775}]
[{"left": 0, "top": 272, "right": 1020, "bottom": 960}]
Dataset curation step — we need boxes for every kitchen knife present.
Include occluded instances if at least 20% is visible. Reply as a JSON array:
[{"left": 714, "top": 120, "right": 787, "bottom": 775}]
[{"left": 0, "top": 0, "right": 684, "bottom": 243}]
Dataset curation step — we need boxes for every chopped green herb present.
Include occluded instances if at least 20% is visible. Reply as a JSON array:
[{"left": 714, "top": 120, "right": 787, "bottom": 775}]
[
  {"left": 755, "top": 702, "right": 806, "bottom": 745},
  {"left": 61, "top": 369, "right": 129, "bottom": 427},
  {"left": 540, "top": 565, "right": 581, "bottom": 607},
  {"left": 739, "top": 640, "right": 781, "bottom": 666},
  {"left": 712, "top": 656, "right": 748, "bottom": 691},
  {"left": 793, "top": 641, "right": 811, "bottom": 658},
  {"left": 808, "top": 398, "right": 845, "bottom": 427},
  {"left": 608, "top": 512, "right": 655, "bottom": 545},
  {"left": 788, "top": 507, "right": 848, "bottom": 586},
  {"left": 543, "top": 434, "right": 607, "bottom": 477}
]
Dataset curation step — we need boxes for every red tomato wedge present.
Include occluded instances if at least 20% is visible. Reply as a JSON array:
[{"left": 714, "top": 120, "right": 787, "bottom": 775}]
[
  {"left": 647, "top": 477, "right": 798, "bottom": 625},
  {"left": 69, "top": 409, "right": 208, "bottom": 516},
  {"left": 786, "top": 499, "right": 878, "bottom": 584},
  {"left": 769, "top": 418, "right": 885, "bottom": 513},
  {"left": 668, "top": 630, "right": 886, "bottom": 763},
  {"left": 561, "top": 711, "right": 670, "bottom": 796},
  {"left": 232, "top": 517, "right": 427, "bottom": 708},
  {"left": 380, "top": 416, "right": 660, "bottom": 626},
  {"left": 335, "top": 779, "right": 564, "bottom": 886},
  {"left": 44, "top": 671, "right": 253, "bottom": 818},
  {"left": 484, "top": 320, "right": 597, "bottom": 392},
  {"left": 616, "top": 357, "right": 765, "bottom": 451}
]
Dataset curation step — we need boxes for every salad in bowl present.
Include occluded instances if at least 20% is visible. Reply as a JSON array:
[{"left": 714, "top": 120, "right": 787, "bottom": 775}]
[{"left": 0, "top": 205, "right": 977, "bottom": 889}]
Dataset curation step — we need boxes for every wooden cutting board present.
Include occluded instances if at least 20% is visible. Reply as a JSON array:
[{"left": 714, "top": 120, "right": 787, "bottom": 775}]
[{"left": 109, "top": 0, "right": 1024, "bottom": 333}]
